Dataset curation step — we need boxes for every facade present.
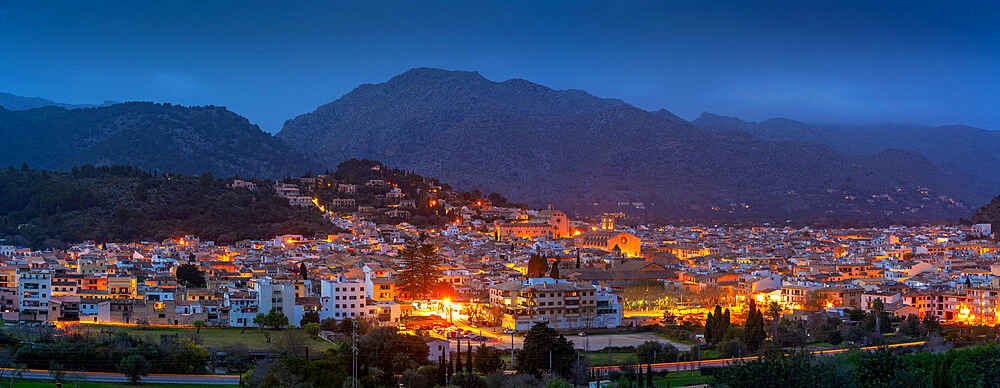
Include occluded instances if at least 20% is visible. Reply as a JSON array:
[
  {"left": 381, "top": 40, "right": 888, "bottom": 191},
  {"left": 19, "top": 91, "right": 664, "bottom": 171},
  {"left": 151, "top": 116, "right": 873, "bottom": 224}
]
[
  {"left": 489, "top": 278, "right": 622, "bottom": 331},
  {"left": 18, "top": 270, "right": 51, "bottom": 321},
  {"left": 320, "top": 279, "right": 375, "bottom": 321},
  {"left": 573, "top": 231, "right": 641, "bottom": 257}
]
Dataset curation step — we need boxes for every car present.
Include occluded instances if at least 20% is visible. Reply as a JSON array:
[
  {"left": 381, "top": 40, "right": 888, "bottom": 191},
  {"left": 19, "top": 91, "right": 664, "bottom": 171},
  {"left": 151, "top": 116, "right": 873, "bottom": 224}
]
[{"left": 578, "top": 332, "right": 587, "bottom": 337}]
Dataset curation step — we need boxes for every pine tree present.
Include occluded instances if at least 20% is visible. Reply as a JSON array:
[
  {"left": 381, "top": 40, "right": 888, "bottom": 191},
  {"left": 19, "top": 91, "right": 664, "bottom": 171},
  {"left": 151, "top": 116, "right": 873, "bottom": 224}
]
[{"left": 397, "top": 240, "right": 441, "bottom": 298}]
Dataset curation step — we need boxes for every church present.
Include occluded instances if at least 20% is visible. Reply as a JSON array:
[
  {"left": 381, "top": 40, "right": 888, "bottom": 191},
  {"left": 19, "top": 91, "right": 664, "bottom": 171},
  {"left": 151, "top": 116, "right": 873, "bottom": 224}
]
[{"left": 573, "top": 230, "right": 641, "bottom": 257}]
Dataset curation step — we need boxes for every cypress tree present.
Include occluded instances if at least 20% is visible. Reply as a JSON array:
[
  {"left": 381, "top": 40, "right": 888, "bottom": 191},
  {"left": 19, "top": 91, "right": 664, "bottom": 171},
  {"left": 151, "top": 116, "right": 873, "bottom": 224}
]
[
  {"left": 438, "top": 356, "right": 446, "bottom": 386},
  {"left": 466, "top": 340, "right": 473, "bottom": 372},
  {"left": 455, "top": 339, "right": 463, "bottom": 372},
  {"left": 646, "top": 363, "right": 653, "bottom": 387}
]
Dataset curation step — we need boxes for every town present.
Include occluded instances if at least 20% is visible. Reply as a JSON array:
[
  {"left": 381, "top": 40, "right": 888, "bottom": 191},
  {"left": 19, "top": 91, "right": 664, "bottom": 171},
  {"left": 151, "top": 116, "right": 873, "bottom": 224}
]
[{"left": 2, "top": 160, "right": 999, "bottom": 387}]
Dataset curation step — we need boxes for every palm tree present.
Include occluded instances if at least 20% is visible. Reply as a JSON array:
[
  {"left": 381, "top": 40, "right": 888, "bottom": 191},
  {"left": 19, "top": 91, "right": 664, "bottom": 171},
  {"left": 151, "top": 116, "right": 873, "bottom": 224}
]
[
  {"left": 872, "top": 298, "right": 885, "bottom": 335},
  {"left": 392, "top": 353, "right": 417, "bottom": 373},
  {"left": 768, "top": 301, "right": 782, "bottom": 339}
]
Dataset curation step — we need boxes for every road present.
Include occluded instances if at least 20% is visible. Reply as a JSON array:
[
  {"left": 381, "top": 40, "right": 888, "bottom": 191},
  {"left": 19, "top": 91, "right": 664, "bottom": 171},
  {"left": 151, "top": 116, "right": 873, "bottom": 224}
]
[
  {"left": 588, "top": 340, "right": 928, "bottom": 373},
  {"left": 6, "top": 368, "right": 239, "bottom": 385}
]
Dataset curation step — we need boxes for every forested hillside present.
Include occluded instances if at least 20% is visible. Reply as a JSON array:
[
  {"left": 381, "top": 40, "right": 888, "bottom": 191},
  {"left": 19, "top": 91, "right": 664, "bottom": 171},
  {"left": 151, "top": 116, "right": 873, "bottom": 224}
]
[{"left": 0, "top": 164, "right": 332, "bottom": 248}]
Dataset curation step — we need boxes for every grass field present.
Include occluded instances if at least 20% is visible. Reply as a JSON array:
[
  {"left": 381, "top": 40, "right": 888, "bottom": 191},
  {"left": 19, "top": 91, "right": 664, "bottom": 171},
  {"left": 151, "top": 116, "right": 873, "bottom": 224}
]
[
  {"left": 652, "top": 371, "right": 711, "bottom": 387},
  {"left": 66, "top": 324, "right": 336, "bottom": 353},
  {"left": 9, "top": 379, "right": 236, "bottom": 388}
]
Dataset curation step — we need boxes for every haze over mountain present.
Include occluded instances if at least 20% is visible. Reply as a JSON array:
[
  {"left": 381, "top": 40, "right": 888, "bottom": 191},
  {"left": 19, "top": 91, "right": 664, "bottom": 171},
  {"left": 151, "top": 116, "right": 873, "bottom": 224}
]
[
  {"left": 0, "top": 92, "right": 117, "bottom": 111},
  {"left": 690, "top": 113, "right": 1000, "bottom": 201},
  {"left": 0, "top": 102, "right": 318, "bottom": 179},
  {"left": 278, "top": 68, "right": 976, "bottom": 222}
]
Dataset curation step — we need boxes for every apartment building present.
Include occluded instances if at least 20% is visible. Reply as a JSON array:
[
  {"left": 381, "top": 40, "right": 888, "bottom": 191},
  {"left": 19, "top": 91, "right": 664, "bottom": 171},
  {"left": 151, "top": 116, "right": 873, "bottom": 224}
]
[
  {"left": 490, "top": 278, "right": 622, "bottom": 331},
  {"left": 320, "top": 279, "right": 375, "bottom": 321},
  {"left": 18, "top": 270, "right": 51, "bottom": 321}
]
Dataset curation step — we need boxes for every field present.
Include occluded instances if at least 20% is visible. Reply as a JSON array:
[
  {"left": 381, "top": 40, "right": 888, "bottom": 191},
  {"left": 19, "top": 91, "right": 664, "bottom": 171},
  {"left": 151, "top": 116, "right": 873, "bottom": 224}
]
[{"left": 64, "top": 324, "right": 337, "bottom": 353}]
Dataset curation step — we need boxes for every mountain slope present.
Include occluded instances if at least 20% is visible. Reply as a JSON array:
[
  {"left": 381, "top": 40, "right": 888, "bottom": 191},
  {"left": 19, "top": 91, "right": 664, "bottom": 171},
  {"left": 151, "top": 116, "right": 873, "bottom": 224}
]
[
  {"left": 278, "top": 68, "right": 973, "bottom": 222},
  {"left": 0, "top": 92, "right": 116, "bottom": 110},
  {"left": 0, "top": 102, "right": 319, "bottom": 178},
  {"left": 0, "top": 165, "right": 331, "bottom": 248},
  {"left": 690, "top": 113, "right": 1000, "bottom": 203}
]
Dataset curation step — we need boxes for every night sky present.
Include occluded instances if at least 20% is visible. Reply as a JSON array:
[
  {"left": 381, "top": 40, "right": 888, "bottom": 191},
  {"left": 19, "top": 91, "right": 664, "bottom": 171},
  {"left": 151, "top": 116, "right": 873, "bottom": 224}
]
[{"left": 1, "top": 1, "right": 997, "bottom": 132}]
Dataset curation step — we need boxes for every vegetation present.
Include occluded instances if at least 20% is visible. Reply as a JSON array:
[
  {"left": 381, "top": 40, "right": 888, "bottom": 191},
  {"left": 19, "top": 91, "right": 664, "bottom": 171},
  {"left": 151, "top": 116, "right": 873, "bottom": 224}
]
[
  {"left": 176, "top": 264, "right": 206, "bottom": 288},
  {"left": 396, "top": 240, "right": 444, "bottom": 299},
  {"left": 10, "top": 331, "right": 207, "bottom": 376},
  {"left": 714, "top": 343, "right": 1000, "bottom": 388},
  {"left": 704, "top": 305, "right": 731, "bottom": 345},
  {"left": 0, "top": 164, "right": 331, "bottom": 248},
  {"left": 514, "top": 322, "right": 577, "bottom": 377}
]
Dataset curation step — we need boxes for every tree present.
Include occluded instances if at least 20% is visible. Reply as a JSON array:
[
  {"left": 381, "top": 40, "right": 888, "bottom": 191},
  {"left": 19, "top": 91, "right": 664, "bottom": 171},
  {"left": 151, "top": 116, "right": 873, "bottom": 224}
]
[
  {"left": 299, "top": 262, "right": 308, "bottom": 280},
  {"left": 473, "top": 345, "right": 505, "bottom": 374},
  {"left": 636, "top": 341, "right": 678, "bottom": 363},
  {"left": 526, "top": 253, "right": 549, "bottom": 278},
  {"left": 871, "top": 298, "right": 885, "bottom": 336},
  {"left": 193, "top": 320, "right": 205, "bottom": 333},
  {"left": 175, "top": 264, "right": 206, "bottom": 287},
  {"left": 515, "top": 322, "right": 577, "bottom": 377},
  {"left": 396, "top": 241, "right": 442, "bottom": 299},
  {"left": 549, "top": 259, "right": 560, "bottom": 279},
  {"left": 466, "top": 340, "right": 473, "bottom": 373},
  {"left": 744, "top": 299, "right": 768, "bottom": 351},
  {"left": 901, "top": 314, "right": 922, "bottom": 337},
  {"left": 704, "top": 305, "right": 730, "bottom": 344},
  {"left": 720, "top": 339, "right": 747, "bottom": 358},
  {"left": 48, "top": 361, "right": 66, "bottom": 385},
  {"left": 768, "top": 302, "right": 783, "bottom": 339},
  {"left": 456, "top": 339, "right": 464, "bottom": 372},
  {"left": 305, "top": 322, "right": 321, "bottom": 338},
  {"left": 300, "top": 311, "right": 320, "bottom": 326},
  {"left": 119, "top": 354, "right": 151, "bottom": 385}
]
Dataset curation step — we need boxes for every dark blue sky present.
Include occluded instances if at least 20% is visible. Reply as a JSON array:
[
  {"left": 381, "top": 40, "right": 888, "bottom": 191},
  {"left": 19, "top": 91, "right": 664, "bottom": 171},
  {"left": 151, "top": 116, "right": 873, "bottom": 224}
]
[{"left": 2, "top": 1, "right": 997, "bottom": 132}]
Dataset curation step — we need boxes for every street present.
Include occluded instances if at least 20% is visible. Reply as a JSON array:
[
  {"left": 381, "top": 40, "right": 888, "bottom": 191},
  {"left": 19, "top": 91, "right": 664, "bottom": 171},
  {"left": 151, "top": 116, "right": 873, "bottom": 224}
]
[{"left": 6, "top": 368, "right": 239, "bottom": 385}]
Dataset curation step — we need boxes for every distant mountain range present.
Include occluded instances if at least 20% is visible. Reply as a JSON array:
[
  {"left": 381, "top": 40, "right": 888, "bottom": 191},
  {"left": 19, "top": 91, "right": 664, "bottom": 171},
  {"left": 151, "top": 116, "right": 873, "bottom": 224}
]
[
  {"left": 0, "top": 102, "right": 318, "bottom": 178},
  {"left": 688, "top": 113, "right": 1000, "bottom": 200},
  {"left": 277, "top": 68, "right": 981, "bottom": 222},
  {"left": 2, "top": 69, "right": 997, "bottom": 223},
  {"left": 0, "top": 92, "right": 117, "bottom": 111}
]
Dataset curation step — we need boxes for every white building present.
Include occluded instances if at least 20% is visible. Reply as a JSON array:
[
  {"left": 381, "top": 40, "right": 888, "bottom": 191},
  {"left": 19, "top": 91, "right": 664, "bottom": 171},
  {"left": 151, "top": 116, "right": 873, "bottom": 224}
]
[
  {"left": 972, "top": 224, "right": 993, "bottom": 238},
  {"left": 489, "top": 278, "right": 623, "bottom": 331},
  {"left": 227, "top": 290, "right": 259, "bottom": 327},
  {"left": 18, "top": 270, "right": 51, "bottom": 321},
  {"left": 320, "top": 279, "right": 376, "bottom": 321},
  {"left": 250, "top": 278, "right": 297, "bottom": 324}
]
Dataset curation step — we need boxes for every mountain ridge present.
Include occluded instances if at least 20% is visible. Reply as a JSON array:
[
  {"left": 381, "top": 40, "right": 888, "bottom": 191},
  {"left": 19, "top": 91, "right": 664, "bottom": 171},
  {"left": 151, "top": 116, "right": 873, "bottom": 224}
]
[
  {"left": 277, "top": 68, "right": 975, "bottom": 222},
  {"left": 0, "top": 102, "right": 320, "bottom": 179},
  {"left": 0, "top": 92, "right": 117, "bottom": 111}
]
